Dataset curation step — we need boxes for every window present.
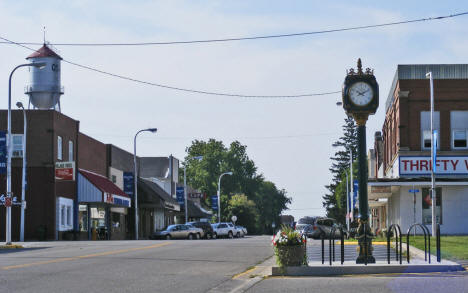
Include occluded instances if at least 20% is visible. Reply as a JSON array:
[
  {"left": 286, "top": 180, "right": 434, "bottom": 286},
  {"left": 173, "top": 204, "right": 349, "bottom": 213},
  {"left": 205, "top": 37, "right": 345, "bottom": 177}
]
[
  {"left": 451, "top": 111, "right": 468, "bottom": 149},
  {"left": 67, "top": 206, "right": 72, "bottom": 226},
  {"left": 420, "top": 111, "right": 440, "bottom": 150},
  {"left": 57, "top": 136, "right": 62, "bottom": 160},
  {"left": 11, "top": 134, "right": 24, "bottom": 157},
  {"left": 68, "top": 140, "right": 73, "bottom": 161},
  {"left": 422, "top": 188, "right": 442, "bottom": 225},
  {"left": 61, "top": 205, "right": 66, "bottom": 227},
  {"left": 111, "top": 175, "right": 117, "bottom": 183},
  {"left": 57, "top": 197, "right": 73, "bottom": 231}
]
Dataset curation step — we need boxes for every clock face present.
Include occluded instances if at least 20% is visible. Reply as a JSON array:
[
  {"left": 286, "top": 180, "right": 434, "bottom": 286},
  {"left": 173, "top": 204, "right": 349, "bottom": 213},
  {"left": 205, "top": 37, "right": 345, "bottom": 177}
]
[{"left": 349, "top": 82, "right": 373, "bottom": 106}]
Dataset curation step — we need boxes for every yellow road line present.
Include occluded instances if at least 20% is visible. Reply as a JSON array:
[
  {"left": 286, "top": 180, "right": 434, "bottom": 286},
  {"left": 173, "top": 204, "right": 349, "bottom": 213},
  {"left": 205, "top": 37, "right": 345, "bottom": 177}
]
[
  {"left": 232, "top": 266, "right": 257, "bottom": 279},
  {"left": 2, "top": 242, "right": 172, "bottom": 270},
  {"left": 335, "top": 241, "right": 388, "bottom": 246}
]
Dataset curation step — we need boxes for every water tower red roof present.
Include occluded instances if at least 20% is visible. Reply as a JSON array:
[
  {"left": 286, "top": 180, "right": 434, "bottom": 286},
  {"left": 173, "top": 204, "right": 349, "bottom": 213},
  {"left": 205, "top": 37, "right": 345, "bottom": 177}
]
[{"left": 26, "top": 44, "right": 62, "bottom": 60}]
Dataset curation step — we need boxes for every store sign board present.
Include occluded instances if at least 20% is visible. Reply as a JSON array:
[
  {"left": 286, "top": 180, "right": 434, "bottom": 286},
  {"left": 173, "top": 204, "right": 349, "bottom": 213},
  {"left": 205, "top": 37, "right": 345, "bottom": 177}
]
[
  {"left": 104, "top": 193, "right": 131, "bottom": 208},
  {"left": 55, "top": 161, "right": 75, "bottom": 180},
  {"left": 370, "top": 186, "right": 391, "bottom": 193},
  {"left": 176, "top": 186, "right": 185, "bottom": 206},
  {"left": 400, "top": 156, "right": 468, "bottom": 176}
]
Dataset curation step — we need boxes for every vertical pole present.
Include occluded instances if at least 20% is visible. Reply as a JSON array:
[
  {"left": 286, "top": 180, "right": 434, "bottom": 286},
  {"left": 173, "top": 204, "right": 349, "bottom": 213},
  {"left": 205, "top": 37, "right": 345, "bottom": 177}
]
[
  {"left": 357, "top": 125, "right": 369, "bottom": 221},
  {"left": 350, "top": 149, "right": 354, "bottom": 222},
  {"left": 345, "top": 172, "right": 349, "bottom": 232},
  {"left": 133, "top": 133, "right": 139, "bottom": 240},
  {"left": 20, "top": 108, "right": 27, "bottom": 242},
  {"left": 217, "top": 177, "right": 221, "bottom": 223},
  {"left": 184, "top": 166, "right": 187, "bottom": 223},
  {"left": 427, "top": 72, "right": 437, "bottom": 237}
]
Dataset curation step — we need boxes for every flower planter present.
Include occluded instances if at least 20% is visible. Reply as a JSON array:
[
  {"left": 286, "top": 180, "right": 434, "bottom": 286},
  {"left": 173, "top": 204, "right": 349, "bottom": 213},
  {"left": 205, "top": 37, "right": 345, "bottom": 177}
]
[{"left": 275, "top": 244, "right": 306, "bottom": 267}]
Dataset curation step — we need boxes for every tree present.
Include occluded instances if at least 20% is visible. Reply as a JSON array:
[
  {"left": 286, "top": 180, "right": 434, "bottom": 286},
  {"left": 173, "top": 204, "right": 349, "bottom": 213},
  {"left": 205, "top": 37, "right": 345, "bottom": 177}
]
[
  {"left": 225, "top": 194, "right": 258, "bottom": 233},
  {"left": 323, "top": 115, "right": 358, "bottom": 224},
  {"left": 182, "top": 139, "right": 291, "bottom": 233}
]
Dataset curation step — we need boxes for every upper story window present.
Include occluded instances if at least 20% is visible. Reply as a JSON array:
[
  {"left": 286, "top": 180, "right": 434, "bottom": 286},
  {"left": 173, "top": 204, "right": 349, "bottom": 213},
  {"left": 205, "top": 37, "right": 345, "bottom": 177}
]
[
  {"left": 450, "top": 111, "right": 468, "bottom": 149},
  {"left": 57, "top": 136, "right": 62, "bottom": 160},
  {"left": 11, "top": 134, "right": 23, "bottom": 158},
  {"left": 68, "top": 140, "right": 73, "bottom": 161},
  {"left": 420, "top": 111, "right": 440, "bottom": 150}
]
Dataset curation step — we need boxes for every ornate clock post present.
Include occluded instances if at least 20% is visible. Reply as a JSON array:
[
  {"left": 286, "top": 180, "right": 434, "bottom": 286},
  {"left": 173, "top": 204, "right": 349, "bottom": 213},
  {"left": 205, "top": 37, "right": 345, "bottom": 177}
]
[{"left": 341, "top": 59, "right": 378, "bottom": 264}]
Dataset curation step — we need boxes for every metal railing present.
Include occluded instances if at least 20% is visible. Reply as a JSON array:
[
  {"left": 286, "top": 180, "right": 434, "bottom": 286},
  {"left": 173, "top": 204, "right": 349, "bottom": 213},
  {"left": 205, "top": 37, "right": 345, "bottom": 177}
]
[
  {"left": 321, "top": 226, "right": 345, "bottom": 265},
  {"left": 387, "top": 224, "right": 402, "bottom": 264},
  {"left": 406, "top": 223, "right": 431, "bottom": 264}
]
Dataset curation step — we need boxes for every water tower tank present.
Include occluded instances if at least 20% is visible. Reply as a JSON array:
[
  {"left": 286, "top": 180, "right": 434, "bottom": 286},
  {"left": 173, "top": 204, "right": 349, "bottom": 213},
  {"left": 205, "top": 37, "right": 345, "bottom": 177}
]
[{"left": 24, "top": 44, "right": 64, "bottom": 110}]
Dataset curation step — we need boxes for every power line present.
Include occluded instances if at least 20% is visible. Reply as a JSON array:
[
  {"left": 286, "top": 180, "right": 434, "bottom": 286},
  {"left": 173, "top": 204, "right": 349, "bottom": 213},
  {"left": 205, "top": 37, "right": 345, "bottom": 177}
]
[
  {"left": 0, "top": 35, "right": 340, "bottom": 98},
  {"left": 1, "top": 12, "right": 466, "bottom": 46}
]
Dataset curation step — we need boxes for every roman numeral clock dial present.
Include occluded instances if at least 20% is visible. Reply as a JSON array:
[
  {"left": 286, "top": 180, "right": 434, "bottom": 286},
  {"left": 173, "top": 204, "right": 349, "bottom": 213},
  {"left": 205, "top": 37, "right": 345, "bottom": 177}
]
[{"left": 349, "top": 82, "right": 373, "bottom": 106}]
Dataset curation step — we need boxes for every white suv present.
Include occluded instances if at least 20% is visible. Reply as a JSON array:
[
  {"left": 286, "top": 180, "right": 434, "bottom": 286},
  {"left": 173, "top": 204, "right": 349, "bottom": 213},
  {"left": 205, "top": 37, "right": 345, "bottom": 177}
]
[{"left": 211, "top": 222, "right": 236, "bottom": 238}]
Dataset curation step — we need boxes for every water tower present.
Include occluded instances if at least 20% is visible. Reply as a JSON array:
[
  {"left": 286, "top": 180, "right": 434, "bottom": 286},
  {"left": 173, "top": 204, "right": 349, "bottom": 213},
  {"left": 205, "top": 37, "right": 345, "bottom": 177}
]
[{"left": 24, "top": 44, "right": 64, "bottom": 111}]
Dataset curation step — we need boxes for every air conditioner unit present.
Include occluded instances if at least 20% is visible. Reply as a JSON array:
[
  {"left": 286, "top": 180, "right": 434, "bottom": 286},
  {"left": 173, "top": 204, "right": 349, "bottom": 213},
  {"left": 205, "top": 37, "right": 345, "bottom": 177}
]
[{"left": 12, "top": 150, "right": 23, "bottom": 158}]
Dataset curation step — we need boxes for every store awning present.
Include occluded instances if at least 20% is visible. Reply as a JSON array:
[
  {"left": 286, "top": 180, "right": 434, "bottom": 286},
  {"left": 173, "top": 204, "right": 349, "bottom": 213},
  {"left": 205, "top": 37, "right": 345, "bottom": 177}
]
[
  {"left": 78, "top": 169, "right": 131, "bottom": 208},
  {"left": 138, "top": 178, "right": 180, "bottom": 211}
]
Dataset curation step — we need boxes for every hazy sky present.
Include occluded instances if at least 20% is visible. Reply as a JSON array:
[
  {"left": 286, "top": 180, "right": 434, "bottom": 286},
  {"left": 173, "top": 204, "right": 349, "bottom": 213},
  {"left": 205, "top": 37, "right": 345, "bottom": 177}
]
[{"left": 1, "top": 1, "right": 467, "bottom": 221}]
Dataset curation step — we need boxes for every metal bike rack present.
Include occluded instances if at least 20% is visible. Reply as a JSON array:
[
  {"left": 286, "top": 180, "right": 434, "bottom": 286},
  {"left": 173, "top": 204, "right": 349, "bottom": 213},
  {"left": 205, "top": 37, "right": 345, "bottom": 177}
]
[
  {"left": 387, "top": 224, "right": 402, "bottom": 264},
  {"left": 436, "top": 223, "right": 441, "bottom": 263},
  {"left": 406, "top": 223, "right": 431, "bottom": 264},
  {"left": 321, "top": 226, "right": 345, "bottom": 265}
]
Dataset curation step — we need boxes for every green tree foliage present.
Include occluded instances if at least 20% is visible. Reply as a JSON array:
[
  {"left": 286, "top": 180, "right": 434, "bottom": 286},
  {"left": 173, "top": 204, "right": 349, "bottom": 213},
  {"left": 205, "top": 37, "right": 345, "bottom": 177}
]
[
  {"left": 182, "top": 139, "right": 291, "bottom": 234},
  {"left": 323, "top": 115, "right": 358, "bottom": 224},
  {"left": 225, "top": 194, "right": 258, "bottom": 233}
]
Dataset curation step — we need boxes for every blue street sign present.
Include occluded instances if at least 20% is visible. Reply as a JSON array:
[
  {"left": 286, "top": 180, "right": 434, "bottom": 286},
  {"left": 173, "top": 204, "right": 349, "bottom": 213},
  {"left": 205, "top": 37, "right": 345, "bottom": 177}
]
[
  {"left": 433, "top": 130, "right": 438, "bottom": 172},
  {"left": 353, "top": 179, "right": 358, "bottom": 208},
  {"left": 409, "top": 189, "right": 420, "bottom": 193},
  {"left": 211, "top": 195, "right": 218, "bottom": 211},
  {"left": 123, "top": 172, "right": 134, "bottom": 198},
  {"left": 0, "top": 131, "right": 6, "bottom": 174},
  {"left": 176, "top": 186, "right": 185, "bottom": 207}
]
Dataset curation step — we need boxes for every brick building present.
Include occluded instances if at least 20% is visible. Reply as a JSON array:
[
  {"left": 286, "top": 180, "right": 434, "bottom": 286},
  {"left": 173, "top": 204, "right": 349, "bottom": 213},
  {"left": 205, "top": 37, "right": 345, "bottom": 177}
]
[{"left": 368, "top": 64, "right": 468, "bottom": 234}]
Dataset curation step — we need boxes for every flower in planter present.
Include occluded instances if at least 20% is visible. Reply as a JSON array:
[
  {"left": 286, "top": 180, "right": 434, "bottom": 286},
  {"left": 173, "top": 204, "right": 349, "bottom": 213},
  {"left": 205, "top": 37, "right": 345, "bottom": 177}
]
[{"left": 272, "top": 226, "right": 307, "bottom": 267}]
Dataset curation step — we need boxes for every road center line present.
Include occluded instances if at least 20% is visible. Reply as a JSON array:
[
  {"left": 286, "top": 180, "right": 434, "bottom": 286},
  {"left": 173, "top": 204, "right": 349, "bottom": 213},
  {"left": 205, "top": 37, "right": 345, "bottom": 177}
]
[{"left": 2, "top": 242, "right": 172, "bottom": 270}]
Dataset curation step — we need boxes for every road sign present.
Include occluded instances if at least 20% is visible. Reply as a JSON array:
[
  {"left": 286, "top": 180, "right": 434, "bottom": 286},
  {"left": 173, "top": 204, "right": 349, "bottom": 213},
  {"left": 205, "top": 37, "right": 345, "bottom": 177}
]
[
  {"left": 433, "top": 130, "right": 438, "bottom": 172},
  {"left": 211, "top": 195, "right": 218, "bottom": 210},
  {"left": 353, "top": 179, "right": 359, "bottom": 208},
  {"left": 409, "top": 189, "right": 420, "bottom": 193},
  {"left": 123, "top": 172, "right": 134, "bottom": 198},
  {"left": 5, "top": 196, "right": 12, "bottom": 207},
  {"left": 0, "top": 131, "right": 6, "bottom": 174},
  {"left": 176, "top": 187, "right": 185, "bottom": 207}
]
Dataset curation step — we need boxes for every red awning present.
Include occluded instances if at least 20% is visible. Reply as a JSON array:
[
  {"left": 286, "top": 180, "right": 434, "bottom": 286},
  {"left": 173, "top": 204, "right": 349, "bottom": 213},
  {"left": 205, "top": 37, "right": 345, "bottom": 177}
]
[{"left": 79, "top": 169, "right": 129, "bottom": 198}]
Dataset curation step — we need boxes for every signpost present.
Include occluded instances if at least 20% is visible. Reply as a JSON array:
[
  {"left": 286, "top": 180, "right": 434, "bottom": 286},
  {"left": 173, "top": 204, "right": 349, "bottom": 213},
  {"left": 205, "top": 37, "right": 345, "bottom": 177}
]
[
  {"left": 0, "top": 131, "right": 6, "bottom": 174},
  {"left": 176, "top": 187, "right": 185, "bottom": 207},
  {"left": 211, "top": 195, "right": 218, "bottom": 211},
  {"left": 123, "top": 172, "right": 134, "bottom": 198},
  {"left": 409, "top": 188, "right": 420, "bottom": 229}
]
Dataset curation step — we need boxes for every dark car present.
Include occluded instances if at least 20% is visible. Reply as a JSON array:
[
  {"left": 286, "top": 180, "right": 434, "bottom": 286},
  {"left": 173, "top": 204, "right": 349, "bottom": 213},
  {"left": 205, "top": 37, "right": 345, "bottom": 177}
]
[
  {"left": 300, "top": 217, "right": 344, "bottom": 239},
  {"left": 187, "top": 221, "right": 215, "bottom": 239}
]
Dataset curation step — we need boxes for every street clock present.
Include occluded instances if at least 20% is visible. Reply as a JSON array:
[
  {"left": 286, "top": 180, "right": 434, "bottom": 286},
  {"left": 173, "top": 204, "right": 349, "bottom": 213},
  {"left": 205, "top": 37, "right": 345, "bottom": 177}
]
[{"left": 342, "top": 59, "right": 379, "bottom": 125}]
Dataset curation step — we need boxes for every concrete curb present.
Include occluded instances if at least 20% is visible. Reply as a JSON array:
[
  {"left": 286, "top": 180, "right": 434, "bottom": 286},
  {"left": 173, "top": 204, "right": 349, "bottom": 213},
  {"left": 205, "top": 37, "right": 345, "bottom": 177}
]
[{"left": 271, "top": 262, "right": 465, "bottom": 276}]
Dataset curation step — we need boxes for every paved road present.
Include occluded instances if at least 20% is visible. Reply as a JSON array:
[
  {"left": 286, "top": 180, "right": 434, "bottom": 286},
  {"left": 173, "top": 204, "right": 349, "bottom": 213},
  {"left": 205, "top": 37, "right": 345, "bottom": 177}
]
[{"left": 0, "top": 236, "right": 273, "bottom": 293}]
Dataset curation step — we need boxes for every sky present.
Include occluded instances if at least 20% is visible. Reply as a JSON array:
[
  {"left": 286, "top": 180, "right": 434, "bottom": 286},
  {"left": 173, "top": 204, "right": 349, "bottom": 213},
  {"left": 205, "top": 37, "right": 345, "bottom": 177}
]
[{"left": 1, "top": 1, "right": 468, "bottom": 221}]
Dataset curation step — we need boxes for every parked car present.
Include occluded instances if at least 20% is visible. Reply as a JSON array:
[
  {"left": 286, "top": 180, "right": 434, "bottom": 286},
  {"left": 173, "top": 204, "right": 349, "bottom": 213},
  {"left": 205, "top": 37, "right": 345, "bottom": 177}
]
[
  {"left": 236, "top": 226, "right": 247, "bottom": 237},
  {"left": 301, "top": 217, "right": 344, "bottom": 239},
  {"left": 151, "top": 224, "right": 203, "bottom": 240},
  {"left": 211, "top": 222, "right": 236, "bottom": 238},
  {"left": 187, "top": 221, "right": 215, "bottom": 239}
]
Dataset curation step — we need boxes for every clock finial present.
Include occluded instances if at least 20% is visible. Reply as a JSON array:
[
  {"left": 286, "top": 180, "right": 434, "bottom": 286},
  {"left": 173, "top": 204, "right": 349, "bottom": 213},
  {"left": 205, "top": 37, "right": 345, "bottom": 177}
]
[{"left": 357, "top": 58, "right": 363, "bottom": 74}]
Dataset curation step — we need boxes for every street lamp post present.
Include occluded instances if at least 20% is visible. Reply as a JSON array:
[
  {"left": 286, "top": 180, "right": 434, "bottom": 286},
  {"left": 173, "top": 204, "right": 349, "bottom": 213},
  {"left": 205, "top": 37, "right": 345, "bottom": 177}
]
[
  {"left": 344, "top": 170, "right": 350, "bottom": 232},
  {"left": 133, "top": 128, "right": 157, "bottom": 240},
  {"left": 16, "top": 102, "right": 26, "bottom": 242},
  {"left": 426, "top": 72, "right": 437, "bottom": 237},
  {"left": 217, "top": 171, "right": 232, "bottom": 223},
  {"left": 5, "top": 63, "right": 45, "bottom": 245},
  {"left": 184, "top": 156, "right": 203, "bottom": 223}
]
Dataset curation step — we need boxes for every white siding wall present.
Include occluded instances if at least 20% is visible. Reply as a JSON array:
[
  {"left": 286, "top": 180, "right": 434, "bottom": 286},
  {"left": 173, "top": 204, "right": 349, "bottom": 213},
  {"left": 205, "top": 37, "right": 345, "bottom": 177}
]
[
  {"left": 388, "top": 186, "right": 468, "bottom": 234},
  {"left": 109, "top": 167, "right": 124, "bottom": 190}
]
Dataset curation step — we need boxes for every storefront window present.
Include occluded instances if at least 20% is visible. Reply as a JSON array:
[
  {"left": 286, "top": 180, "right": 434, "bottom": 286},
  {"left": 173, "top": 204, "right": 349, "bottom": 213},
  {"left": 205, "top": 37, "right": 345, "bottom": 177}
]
[
  {"left": 79, "top": 205, "right": 88, "bottom": 232},
  {"left": 422, "top": 188, "right": 442, "bottom": 225}
]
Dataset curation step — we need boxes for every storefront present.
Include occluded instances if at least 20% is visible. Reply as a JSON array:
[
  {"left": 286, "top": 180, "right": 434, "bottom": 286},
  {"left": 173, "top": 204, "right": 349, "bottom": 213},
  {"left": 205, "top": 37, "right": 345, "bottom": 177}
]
[{"left": 78, "top": 169, "right": 131, "bottom": 240}]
